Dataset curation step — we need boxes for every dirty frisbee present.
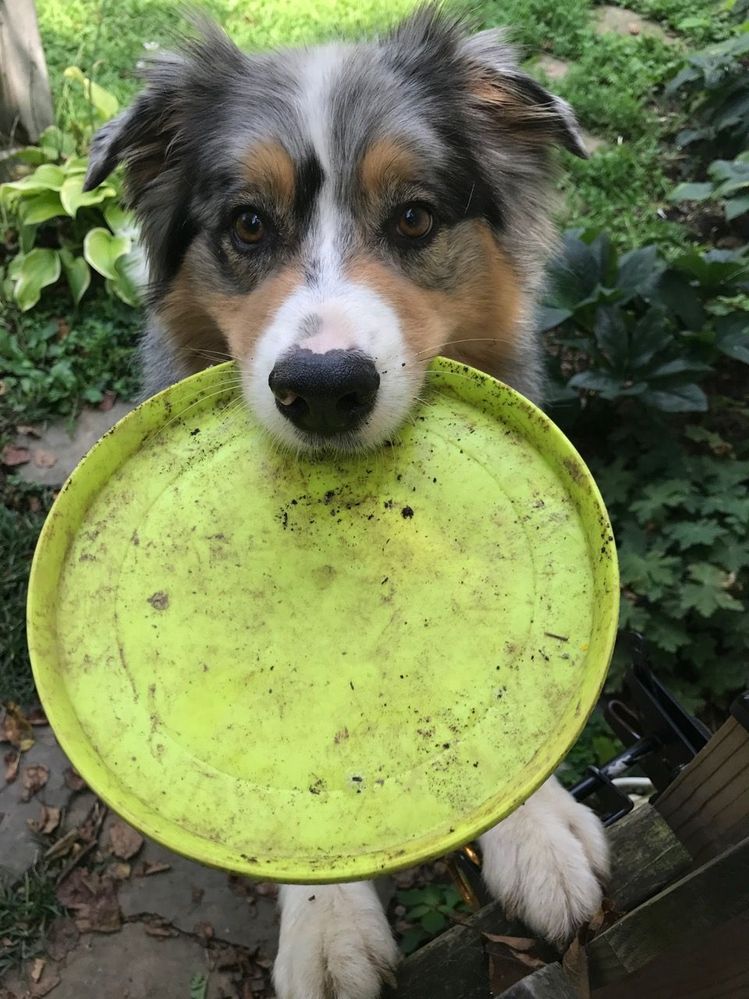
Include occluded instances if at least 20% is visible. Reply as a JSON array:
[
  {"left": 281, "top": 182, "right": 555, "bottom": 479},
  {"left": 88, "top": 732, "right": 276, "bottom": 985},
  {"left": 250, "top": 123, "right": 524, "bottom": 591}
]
[{"left": 28, "top": 358, "right": 618, "bottom": 882}]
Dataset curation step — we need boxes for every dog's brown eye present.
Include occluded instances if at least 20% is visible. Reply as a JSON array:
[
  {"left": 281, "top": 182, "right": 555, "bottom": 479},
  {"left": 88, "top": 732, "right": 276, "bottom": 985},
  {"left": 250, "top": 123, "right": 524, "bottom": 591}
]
[
  {"left": 233, "top": 209, "right": 266, "bottom": 246},
  {"left": 396, "top": 204, "right": 433, "bottom": 240}
]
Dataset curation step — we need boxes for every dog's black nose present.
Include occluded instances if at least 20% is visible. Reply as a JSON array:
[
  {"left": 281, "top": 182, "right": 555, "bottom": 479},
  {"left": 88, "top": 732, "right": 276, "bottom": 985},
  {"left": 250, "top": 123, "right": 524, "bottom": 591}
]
[{"left": 269, "top": 348, "right": 380, "bottom": 436}]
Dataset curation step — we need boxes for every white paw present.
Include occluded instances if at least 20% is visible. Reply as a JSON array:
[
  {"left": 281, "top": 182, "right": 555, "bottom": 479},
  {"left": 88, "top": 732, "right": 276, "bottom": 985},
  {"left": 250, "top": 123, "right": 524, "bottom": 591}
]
[
  {"left": 273, "top": 882, "right": 400, "bottom": 999},
  {"left": 479, "top": 776, "right": 609, "bottom": 945}
]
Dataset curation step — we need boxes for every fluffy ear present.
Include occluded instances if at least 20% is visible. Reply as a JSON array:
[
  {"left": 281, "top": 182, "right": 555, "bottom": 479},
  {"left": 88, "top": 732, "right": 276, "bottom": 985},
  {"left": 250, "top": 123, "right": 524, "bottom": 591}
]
[
  {"left": 83, "top": 21, "right": 247, "bottom": 194},
  {"left": 82, "top": 51, "right": 188, "bottom": 193},
  {"left": 460, "top": 29, "right": 588, "bottom": 159}
]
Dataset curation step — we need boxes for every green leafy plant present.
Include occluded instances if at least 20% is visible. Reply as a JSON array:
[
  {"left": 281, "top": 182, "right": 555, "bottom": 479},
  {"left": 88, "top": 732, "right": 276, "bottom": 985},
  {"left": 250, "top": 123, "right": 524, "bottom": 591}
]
[
  {"left": 670, "top": 151, "right": 749, "bottom": 222},
  {"left": 396, "top": 884, "right": 469, "bottom": 954},
  {"left": 541, "top": 230, "right": 749, "bottom": 414},
  {"left": 0, "top": 71, "right": 143, "bottom": 312},
  {"left": 0, "top": 294, "right": 140, "bottom": 425},
  {"left": 189, "top": 974, "right": 208, "bottom": 999},
  {"left": 665, "top": 32, "right": 749, "bottom": 160},
  {"left": 589, "top": 417, "right": 749, "bottom": 714},
  {"left": 0, "top": 865, "right": 65, "bottom": 974}
]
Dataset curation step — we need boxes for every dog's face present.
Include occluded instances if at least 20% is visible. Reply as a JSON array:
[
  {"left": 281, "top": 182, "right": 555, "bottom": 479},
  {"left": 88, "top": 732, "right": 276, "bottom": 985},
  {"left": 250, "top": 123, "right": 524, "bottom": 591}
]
[{"left": 85, "top": 8, "right": 584, "bottom": 451}]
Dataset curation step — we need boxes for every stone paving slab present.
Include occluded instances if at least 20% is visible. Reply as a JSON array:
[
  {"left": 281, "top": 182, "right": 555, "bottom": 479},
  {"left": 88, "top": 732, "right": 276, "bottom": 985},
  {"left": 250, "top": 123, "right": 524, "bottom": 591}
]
[
  {"left": 594, "top": 4, "right": 673, "bottom": 41},
  {"left": 118, "top": 837, "right": 278, "bottom": 951},
  {"left": 14, "top": 402, "right": 132, "bottom": 488},
  {"left": 0, "top": 728, "right": 76, "bottom": 884},
  {"left": 2, "top": 922, "right": 242, "bottom": 999}
]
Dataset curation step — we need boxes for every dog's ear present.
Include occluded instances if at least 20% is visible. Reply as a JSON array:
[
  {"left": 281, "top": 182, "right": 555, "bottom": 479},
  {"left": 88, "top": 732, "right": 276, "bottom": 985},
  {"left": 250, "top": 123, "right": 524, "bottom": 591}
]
[
  {"left": 84, "top": 21, "right": 247, "bottom": 195},
  {"left": 460, "top": 29, "right": 588, "bottom": 159},
  {"left": 83, "top": 53, "right": 188, "bottom": 194}
]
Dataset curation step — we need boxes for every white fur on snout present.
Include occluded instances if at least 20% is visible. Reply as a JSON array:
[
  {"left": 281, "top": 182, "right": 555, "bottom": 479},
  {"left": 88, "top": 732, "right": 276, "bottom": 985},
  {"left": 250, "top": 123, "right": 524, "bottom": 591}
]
[
  {"left": 479, "top": 776, "right": 609, "bottom": 945},
  {"left": 273, "top": 882, "right": 400, "bottom": 999},
  {"left": 245, "top": 280, "right": 424, "bottom": 450}
]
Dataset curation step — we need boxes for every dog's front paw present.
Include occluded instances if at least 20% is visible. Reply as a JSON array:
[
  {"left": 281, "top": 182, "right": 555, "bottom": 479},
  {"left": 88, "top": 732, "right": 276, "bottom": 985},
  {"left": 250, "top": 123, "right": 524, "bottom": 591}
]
[
  {"left": 479, "top": 776, "right": 609, "bottom": 946},
  {"left": 273, "top": 882, "right": 400, "bottom": 999}
]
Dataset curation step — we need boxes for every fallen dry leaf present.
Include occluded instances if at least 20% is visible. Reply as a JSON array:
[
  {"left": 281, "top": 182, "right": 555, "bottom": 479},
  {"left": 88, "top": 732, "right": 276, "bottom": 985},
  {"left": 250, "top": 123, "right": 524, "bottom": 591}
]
[
  {"left": 142, "top": 861, "right": 171, "bottom": 877},
  {"left": 21, "top": 764, "right": 49, "bottom": 801},
  {"left": 63, "top": 767, "right": 86, "bottom": 792},
  {"left": 44, "top": 916, "right": 79, "bottom": 961},
  {"left": 105, "top": 862, "right": 131, "bottom": 880},
  {"left": 30, "top": 957, "right": 45, "bottom": 982},
  {"left": 562, "top": 933, "right": 590, "bottom": 999},
  {"left": 144, "top": 919, "right": 177, "bottom": 938},
  {"left": 28, "top": 805, "right": 61, "bottom": 836},
  {"left": 108, "top": 820, "right": 144, "bottom": 860},
  {"left": 194, "top": 921, "right": 215, "bottom": 941},
  {"left": 32, "top": 449, "right": 58, "bottom": 469},
  {"left": 16, "top": 423, "right": 42, "bottom": 438},
  {"left": 98, "top": 391, "right": 117, "bottom": 412},
  {"left": 1, "top": 703, "right": 34, "bottom": 751},
  {"left": 26, "top": 707, "right": 48, "bottom": 726},
  {"left": 57, "top": 869, "right": 122, "bottom": 933},
  {"left": 484, "top": 932, "right": 548, "bottom": 995},
  {"left": 44, "top": 828, "right": 79, "bottom": 862},
  {"left": 1, "top": 445, "right": 31, "bottom": 467},
  {"left": 4, "top": 750, "right": 20, "bottom": 783}
]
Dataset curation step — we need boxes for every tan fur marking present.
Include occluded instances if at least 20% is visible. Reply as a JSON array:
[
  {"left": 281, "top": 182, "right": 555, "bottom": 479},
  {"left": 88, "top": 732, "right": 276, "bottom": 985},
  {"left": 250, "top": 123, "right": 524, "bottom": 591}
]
[
  {"left": 158, "top": 250, "right": 303, "bottom": 367},
  {"left": 470, "top": 75, "right": 561, "bottom": 146},
  {"left": 359, "top": 138, "right": 421, "bottom": 197},
  {"left": 242, "top": 141, "right": 296, "bottom": 208},
  {"left": 348, "top": 224, "right": 523, "bottom": 377}
]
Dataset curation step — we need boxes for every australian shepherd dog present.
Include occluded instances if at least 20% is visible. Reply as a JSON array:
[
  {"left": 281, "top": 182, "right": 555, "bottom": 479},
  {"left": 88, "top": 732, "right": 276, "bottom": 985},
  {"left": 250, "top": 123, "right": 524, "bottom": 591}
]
[{"left": 84, "top": 8, "right": 608, "bottom": 997}]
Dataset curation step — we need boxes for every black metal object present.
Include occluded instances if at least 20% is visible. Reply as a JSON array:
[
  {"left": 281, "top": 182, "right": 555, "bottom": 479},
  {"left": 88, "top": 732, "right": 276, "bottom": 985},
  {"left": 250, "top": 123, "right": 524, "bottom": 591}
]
[{"left": 571, "top": 634, "right": 711, "bottom": 825}]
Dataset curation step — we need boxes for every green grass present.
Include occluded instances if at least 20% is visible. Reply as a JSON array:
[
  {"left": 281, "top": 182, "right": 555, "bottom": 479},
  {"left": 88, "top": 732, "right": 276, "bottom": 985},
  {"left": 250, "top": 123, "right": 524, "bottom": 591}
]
[
  {"left": 34, "top": 0, "right": 732, "bottom": 251},
  {"left": 0, "top": 865, "right": 65, "bottom": 974}
]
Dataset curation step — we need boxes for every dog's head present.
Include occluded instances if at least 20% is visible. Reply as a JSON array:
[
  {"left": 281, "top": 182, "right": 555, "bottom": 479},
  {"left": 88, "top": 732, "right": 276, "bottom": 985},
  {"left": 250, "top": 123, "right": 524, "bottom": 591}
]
[{"left": 85, "top": 6, "right": 585, "bottom": 451}]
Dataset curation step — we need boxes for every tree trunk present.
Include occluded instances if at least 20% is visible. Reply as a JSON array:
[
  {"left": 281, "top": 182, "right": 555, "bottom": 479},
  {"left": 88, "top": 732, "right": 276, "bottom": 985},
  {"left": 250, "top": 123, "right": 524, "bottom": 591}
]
[{"left": 0, "top": 0, "right": 54, "bottom": 146}]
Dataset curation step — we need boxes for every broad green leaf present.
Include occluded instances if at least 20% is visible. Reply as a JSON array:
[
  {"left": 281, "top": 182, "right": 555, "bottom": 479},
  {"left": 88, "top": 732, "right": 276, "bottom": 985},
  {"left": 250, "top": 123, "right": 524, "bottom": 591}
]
[
  {"left": 19, "top": 224, "right": 37, "bottom": 254},
  {"left": 537, "top": 305, "right": 574, "bottom": 331},
  {"left": 639, "top": 383, "right": 708, "bottom": 412},
  {"left": 646, "top": 358, "right": 712, "bottom": 379},
  {"left": 189, "top": 974, "right": 207, "bottom": 999},
  {"left": 63, "top": 66, "right": 119, "bottom": 120},
  {"left": 628, "top": 308, "right": 676, "bottom": 367},
  {"left": 0, "top": 163, "right": 65, "bottom": 195},
  {"left": 669, "top": 182, "right": 714, "bottom": 202},
  {"left": 593, "top": 306, "right": 628, "bottom": 372},
  {"left": 64, "top": 156, "right": 90, "bottom": 174},
  {"left": 103, "top": 202, "right": 138, "bottom": 238},
  {"left": 83, "top": 227, "right": 130, "bottom": 280},
  {"left": 421, "top": 910, "right": 447, "bottom": 934},
  {"left": 59, "top": 173, "right": 115, "bottom": 216},
  {"left": 725, "top": 194, "right": 749, "bottom": 220},
  {"left": 11, "top": 248, "right": 61, "bottom": 311},
  {"left": 673, "top": 249, "right": 748, "bottom": 289},
  {"left": 617, "top": 245, "right": 663, "bottom": 303},
  {"left": 546, "top": 233, "right": 601, "bottom": 310},
  {"left": 59, "top": 249, "right": 91, "bottom": 305},
  {"left": 666, "top": 521, "right": 727, "bottom": 550},
  {"left": 568, "top": 370, "right": 625, "bottom": 395},
  {"left": 655, "top": 270, "right": 706, "bottom": 330},
  {"left": 19, "top": 190, "right": 65, "bottom": 224},
  {"left": 715, "top": 314, "right": 749, "bottom": 363},
  {"left": 13, "top": 147, "right": 48, "bottom": 165}
]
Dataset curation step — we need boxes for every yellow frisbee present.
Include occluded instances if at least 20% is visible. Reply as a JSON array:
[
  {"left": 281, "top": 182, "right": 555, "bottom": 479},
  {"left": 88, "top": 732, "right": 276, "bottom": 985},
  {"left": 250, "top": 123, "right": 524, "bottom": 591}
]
[{"left": 27, "top": 358, "right": 618, "bottom": 882}]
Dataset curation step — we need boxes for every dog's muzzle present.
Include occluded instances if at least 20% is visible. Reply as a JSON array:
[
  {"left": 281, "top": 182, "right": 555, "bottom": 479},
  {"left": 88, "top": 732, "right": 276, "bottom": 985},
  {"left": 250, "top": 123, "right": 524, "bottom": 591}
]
[{"left": 269, "top": 347, "right": 380, "bottom": 436}]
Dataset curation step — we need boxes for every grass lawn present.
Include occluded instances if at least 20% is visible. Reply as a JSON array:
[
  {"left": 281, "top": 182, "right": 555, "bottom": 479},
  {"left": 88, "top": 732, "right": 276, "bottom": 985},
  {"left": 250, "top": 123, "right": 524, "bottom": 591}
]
[{"left": 35, "top": 0, "right": 733, "bottom": 248}]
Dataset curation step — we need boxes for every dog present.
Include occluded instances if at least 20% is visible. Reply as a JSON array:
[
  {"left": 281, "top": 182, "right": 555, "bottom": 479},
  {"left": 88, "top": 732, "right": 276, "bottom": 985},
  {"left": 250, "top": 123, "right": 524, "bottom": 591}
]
[{"left": 84, "top": 7, "right": 608, "bottom": 997}]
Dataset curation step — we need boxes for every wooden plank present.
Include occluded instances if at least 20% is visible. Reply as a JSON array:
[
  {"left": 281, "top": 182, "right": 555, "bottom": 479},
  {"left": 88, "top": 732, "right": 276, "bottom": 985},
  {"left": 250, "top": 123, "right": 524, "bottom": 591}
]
[
  {"left": 389, "top": 804, "right": 689, "bottom": 998},
  {"left": 588, "top": 835, "right": 749, "bottom": 988},
  {"left": 656, "top": 717, "right": 749, "bottom": 864},
  {"left": 0, "top": 0, "right": 54, "bottom": 144},
  {"left": 594, "top": 914, "right": 749, "bottom": 999},
  {"left": 500, "top": 963, "right": 578, "bottom": 998},
  {"left": 605, "top": 804, "right": 690, "bottom": 913}
]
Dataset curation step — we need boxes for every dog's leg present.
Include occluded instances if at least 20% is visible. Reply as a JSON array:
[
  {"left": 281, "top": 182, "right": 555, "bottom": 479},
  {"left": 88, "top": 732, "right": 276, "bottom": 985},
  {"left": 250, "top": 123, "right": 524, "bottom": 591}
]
[
  {"left": 479, "top": 775, "right": 609, "bottom": 945},
  {"left": 273, "top": 881, "right": 400, "bottom": 999}
]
